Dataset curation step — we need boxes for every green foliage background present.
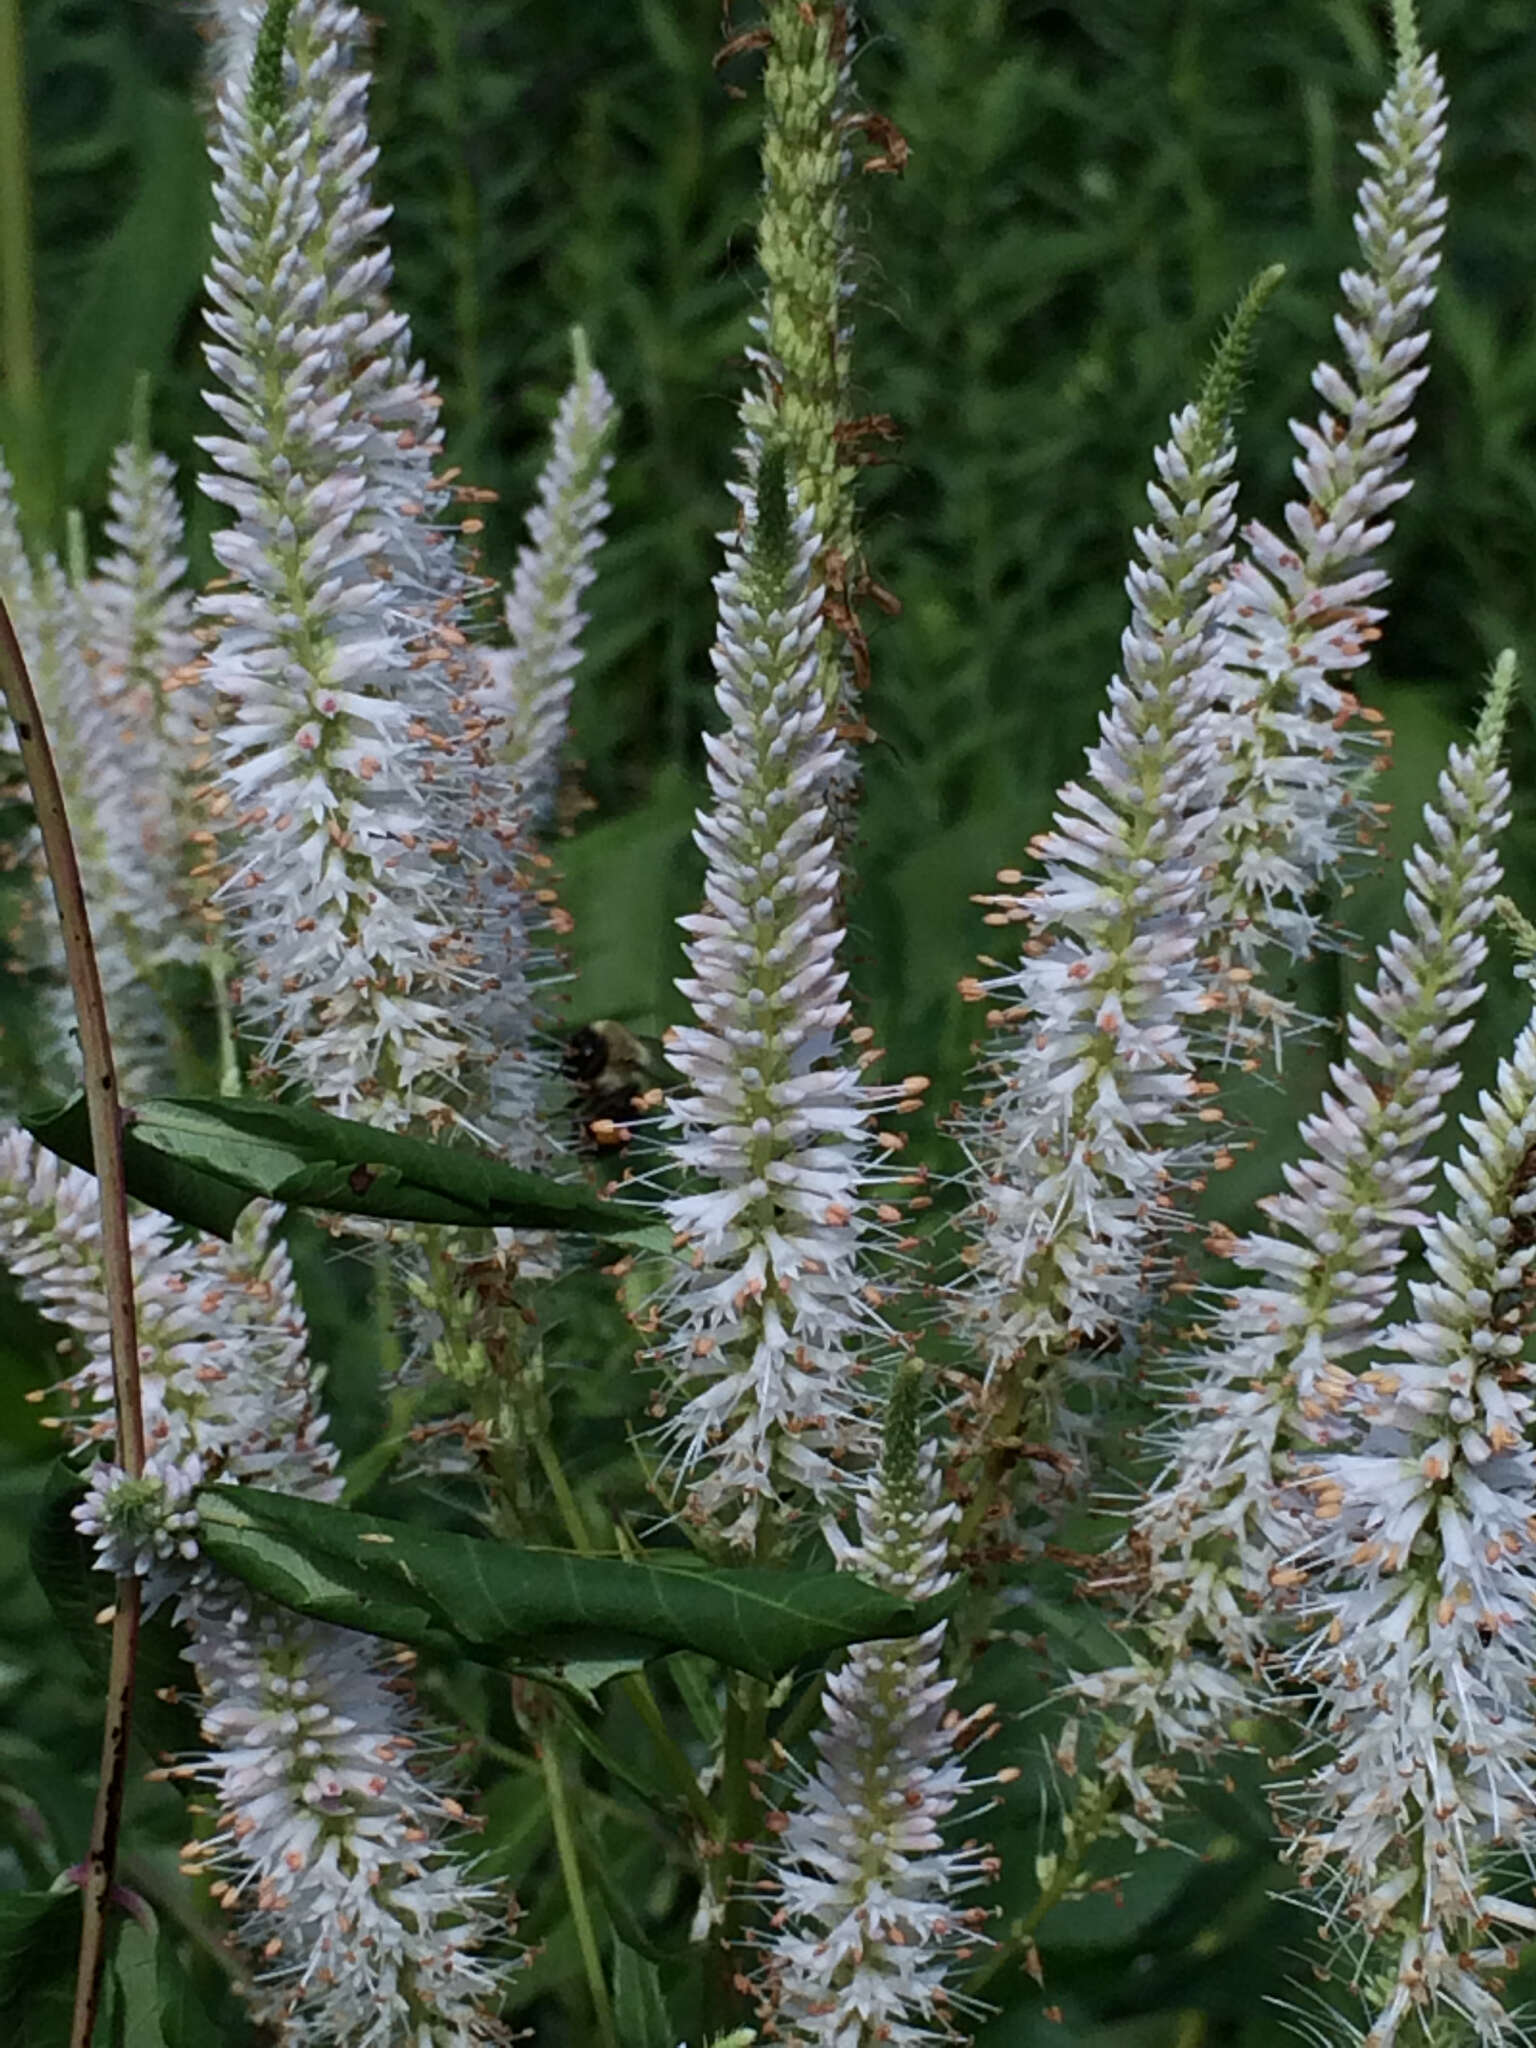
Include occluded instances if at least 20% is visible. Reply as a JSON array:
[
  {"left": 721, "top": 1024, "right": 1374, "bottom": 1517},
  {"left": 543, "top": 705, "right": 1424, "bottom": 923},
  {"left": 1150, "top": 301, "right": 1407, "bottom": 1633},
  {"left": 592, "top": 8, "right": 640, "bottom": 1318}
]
[{"left": 4, "top": 0, "right": 1536, "bottom": 2042}]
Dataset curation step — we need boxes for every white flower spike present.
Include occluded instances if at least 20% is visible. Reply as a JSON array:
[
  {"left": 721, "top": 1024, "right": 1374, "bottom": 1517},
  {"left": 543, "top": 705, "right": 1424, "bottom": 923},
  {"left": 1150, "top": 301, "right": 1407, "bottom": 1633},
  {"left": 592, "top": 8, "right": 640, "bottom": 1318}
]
[
  {"left": 953, "top": 268, "right": 1280, "bottom": 1513},
  {"left": 763, "top": 1370, "right": 995, "bottom": 2045},
  {"left": 1216, "top": 7, "right": 1448, "bottom": 963},
  {"left": 652, "top": 444, "right": 895, "bottom": 1549}
]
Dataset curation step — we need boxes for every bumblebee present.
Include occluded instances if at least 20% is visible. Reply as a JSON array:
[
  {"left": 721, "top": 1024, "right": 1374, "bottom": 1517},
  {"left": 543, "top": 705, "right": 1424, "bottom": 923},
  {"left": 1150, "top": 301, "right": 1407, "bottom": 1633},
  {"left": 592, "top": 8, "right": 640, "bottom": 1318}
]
[{"left": 563, "top": 1019, "right": 669, "bottom": 1150}]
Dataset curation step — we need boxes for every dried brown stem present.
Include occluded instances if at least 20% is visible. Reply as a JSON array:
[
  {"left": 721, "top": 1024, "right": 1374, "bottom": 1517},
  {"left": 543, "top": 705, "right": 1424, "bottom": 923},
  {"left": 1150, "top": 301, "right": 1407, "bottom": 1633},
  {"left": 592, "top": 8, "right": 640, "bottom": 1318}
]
[{"left": 0, "top": 595, "right": 145, "bottom": 2048}]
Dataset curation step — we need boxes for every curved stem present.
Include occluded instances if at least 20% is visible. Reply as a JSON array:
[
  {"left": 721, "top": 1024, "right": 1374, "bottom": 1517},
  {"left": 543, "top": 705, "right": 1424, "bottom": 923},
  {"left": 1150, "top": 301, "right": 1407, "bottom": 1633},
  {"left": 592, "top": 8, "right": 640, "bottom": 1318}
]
[{"left": 0, "top": 597, "right": 145, "bottom": 2048}]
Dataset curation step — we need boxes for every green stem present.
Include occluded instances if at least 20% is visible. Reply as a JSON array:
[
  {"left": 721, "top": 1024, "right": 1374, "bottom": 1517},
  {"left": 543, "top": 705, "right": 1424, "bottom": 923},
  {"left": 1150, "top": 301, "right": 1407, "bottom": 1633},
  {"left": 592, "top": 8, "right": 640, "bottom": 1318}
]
[
  {"left": 708, "top": 1670, "right": 767, "bottom": 2031},
  {"left": 954, "top": 1369, "right": 1030, "bottom": 1553},
  {"left": 540, "top": 1734, "right": 619, "bottom": 2048},
  {"left": 210, "top": 949, "right": 242, "bottom": 1098},
  {"left": 533, "top": 1427, "right": 589, "bottom": 1552},
  {"left": 965, "top": 1773, "right": 1123, "bottom": 1997},
  {"left": 372, "top": 1241, "right": 402, "bottom": 1386},
  {"left": 621, "top": 1673, "right": 718, "bottom": 1837}
]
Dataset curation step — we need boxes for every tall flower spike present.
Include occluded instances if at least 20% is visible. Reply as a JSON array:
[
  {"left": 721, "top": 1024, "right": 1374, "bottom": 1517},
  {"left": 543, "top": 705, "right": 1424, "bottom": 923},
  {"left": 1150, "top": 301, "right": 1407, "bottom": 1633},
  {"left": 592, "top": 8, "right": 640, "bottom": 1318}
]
[
  {"left": 0, "top": 1126, "right": 515, "bottom": 2042},
  {"left": 745, "top": 0, "right": 862, "bottom": 718},
  {"left": 952, "top": 270, "right": 1279, "bottom": 1516},
  {"left": 181, "top": 1581, "right": 514, "bottom": 2047},
  {"left": 462, "top": 334, "right": 617, "bottom": 1164},
  {"left": 8, "top": 536, "right": 182, "bottom": 1092},
  {"left": 762, "top": 1369, "right": 995, "bottom": 2044},
  {"left": 1282, "top": 939, "right": 1536, "bottom": 2042},
  {"left": 1133, "top": 654, "right": 1515, "bottom": 1680},
  {"left": 652, "top": 445, "right": 891, "bottom": 1549},
  {"left": 85, "top": 418, "right": 206, "bottom": 974},
  {"left": 478, "top": 330, "right": 617, "bottom": 841},
  {"left": 1051, "top": 661, "right": 1515, "bottom": 1881},
  {"left": 199, "top": 0, "right": 503, "bottom": 1130},
  {"left": 1216, "top": 7, "right": 1447, "bottom": 964}
]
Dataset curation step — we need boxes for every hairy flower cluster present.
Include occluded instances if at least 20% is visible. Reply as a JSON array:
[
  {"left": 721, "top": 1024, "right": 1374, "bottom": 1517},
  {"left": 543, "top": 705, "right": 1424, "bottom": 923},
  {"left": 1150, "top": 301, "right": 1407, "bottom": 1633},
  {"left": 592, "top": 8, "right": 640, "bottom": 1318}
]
[
  {"left": 477, "top": 335, "right": 616, "bottom": 840},
  {"left": 0, "top": 1126, "right": 515, "bottom": 2041},
  {"left": 0, "top": 461, "right": 182, "bottom": 1092},
  {"left": 1216, "top": 25, "right": 1447, "bottom": 964},
  {"left": 762, "top": 1377, "right": 993, "bottom": 2044},
  {"left": 1045, "top": 665, "right": 1511, "bottom": 1880},
  {"left": 1140, "top": 671, "right": 1512, "bottom": 1645},
  {"left": 0, "top": 1126, "right": 336, "bottom": 1594},
  {"left": 463, "top": 338, "right": 617, "bottom": 1162},
  {"left": 200, "top": 0, "right": 518, "bottom": 1134},
  {"left": 83, "top": 429, "right": 207, "bottom": 970},
  {"left": 179, "top": 1581, "right": 513, "bottom": 2047},
  {"left": 652, "top": 451, "right": 895, "bottom": 1547},
  {"left": 950, "top": 302, "right": 1263, "bottom": 1503},
  {"left": 1281, "top": 998, "right": 1536, "bottom": 2043},
  {"left": 1057, "top": 668, "right": 1517, "bottom": 1869}
]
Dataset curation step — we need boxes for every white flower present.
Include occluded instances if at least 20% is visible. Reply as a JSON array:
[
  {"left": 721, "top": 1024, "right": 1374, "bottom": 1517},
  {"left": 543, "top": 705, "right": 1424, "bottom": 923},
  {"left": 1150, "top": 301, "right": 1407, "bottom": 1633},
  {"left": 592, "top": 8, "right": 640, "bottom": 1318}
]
[
  {"left": 476, "top": 333, "right": 617, "bottom": 840},
  {"left": 1215, "top": 31, "right": 1447, "bottom": 964},
  {"left": 463, "top": 334, "right": 616, "bottom": 1165},
  {"left": 649, "top": 447, "right": 895, "bottom": 1547},
  {"left": 0, "top": 475, "right": 183, "bottom": 1093},
  {"left": 178, "top": 1581, "right": 513, "bottom": 2047},
  {"left": 199, "top": 0, "right": 512, "bottom": 1134},
  {"left": 1279, "top": 992, "right": 1536, "bottom": 2043},
  {"left": 1139, "top": 664, "right": 1513, "bottom": 1650},
  {"left": 762, "top": 1376, "right": 993, "bottom": 2045},
  {"left": 0, "top": 1127, "right": 337, "bottom": 1601},
  {"left": 951, "top": 280, "right": 1272, "bottom": 1507},
  {"left": 1071, "top": 662, "right": 1517, "bottom": 1848},
  {"left": 83, "top": 428, "right": 206, "bottom": 973}
]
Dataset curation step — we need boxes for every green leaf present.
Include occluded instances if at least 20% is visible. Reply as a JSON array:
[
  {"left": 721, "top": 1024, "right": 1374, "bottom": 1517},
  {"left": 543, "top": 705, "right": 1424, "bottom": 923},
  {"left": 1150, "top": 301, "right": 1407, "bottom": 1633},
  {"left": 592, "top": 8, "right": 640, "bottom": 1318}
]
[
  {"left": 611, "top": 1943, "right": 674, "bottom": 2048},
  {"left": 0, "top": 1889, "right": 79, "bottom": 2045},
  {"left": 153, "top": 1923, "right": 226, "bottom": 2048},
  {"left": 197, "top": 1486, "right": 932, "bottom": 1694},
  {"left": 112, "top": 1916, "right": 166, "bottom": 2048},
  {"left": 25, "top": 1094, "right": 666, "bottom": 1247}
]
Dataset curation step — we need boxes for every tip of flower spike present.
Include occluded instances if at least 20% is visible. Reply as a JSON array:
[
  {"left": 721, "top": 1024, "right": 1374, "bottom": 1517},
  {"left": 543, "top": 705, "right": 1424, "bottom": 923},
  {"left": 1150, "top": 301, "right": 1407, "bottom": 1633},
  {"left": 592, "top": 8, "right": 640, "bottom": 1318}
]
[
  {"left": 881, "top": 1358, "right": 929, "bottom": 1502},
  {"left": 1494, "top": 894, "right": 1536, "bottom": 969},
  {"left": 128, "top": 370, "right": 152, "bottom": 457},
  {"left": 569, "top": 324, "right": 594, "bottom": 385},
  {"left": 249, "top": 0, "right": 296, "bottom": 131},
  {"left": 1476, "top": 647, "right": 1519, "bottom": 753},
  {"left": 1192, "top": 263, "right": 1286, "bottom": 466},
  {"left": 1389, "top": 0, "right": 1422, "bottom": 70}
]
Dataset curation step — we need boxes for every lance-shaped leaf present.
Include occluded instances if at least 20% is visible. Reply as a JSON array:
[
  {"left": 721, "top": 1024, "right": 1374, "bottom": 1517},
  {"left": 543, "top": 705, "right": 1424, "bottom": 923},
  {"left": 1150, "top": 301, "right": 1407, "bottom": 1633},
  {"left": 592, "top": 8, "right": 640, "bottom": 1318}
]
[
  {"left": 25, "top": 1094, "right": 665, "bottom": 1245},
  {"left": 197, "top": 1486, "right": 933, "bottom": 1694}
]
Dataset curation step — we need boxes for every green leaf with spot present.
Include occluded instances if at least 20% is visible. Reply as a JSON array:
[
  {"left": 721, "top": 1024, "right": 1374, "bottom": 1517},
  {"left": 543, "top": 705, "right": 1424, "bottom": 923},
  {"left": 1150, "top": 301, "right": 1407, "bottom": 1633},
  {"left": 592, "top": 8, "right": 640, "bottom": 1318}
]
[
  {"left": 197, "top": 1486, "right": 931, "bottom": 1697},
  {"left": 25, "top": 1094, "right": 665, "bottom": 1246}
]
